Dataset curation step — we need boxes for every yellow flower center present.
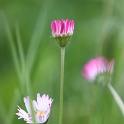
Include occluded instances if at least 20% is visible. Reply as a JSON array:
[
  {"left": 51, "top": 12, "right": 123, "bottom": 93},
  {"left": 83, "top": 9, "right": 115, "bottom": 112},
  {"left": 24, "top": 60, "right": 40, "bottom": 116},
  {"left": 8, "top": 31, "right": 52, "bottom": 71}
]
[
  {"left": 41, "top": 111, "right": 45, "bottom": 116},
  {"left": 36, "top": 111, "right": 41, "bottom": 116},
  {"left": 36, "top": 111, "right": 45, "bottom": 116}
]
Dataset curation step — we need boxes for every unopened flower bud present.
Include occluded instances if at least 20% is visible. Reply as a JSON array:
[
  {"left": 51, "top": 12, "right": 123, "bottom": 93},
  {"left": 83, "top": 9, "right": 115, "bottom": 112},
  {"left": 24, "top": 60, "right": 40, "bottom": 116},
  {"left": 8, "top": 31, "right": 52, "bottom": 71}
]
[{"left": 51, "top": 19, "right": 74, "bottom": 47}]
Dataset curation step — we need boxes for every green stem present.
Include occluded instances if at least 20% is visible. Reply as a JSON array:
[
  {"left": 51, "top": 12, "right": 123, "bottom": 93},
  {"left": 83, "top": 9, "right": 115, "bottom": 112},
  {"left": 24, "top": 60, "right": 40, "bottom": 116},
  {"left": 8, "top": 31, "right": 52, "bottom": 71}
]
[
  {"left": 59, "top": 47, "right": 65, "bottom": 124},
  {"left": 107, "top": 83, "right": 124, "bottom": 116}
]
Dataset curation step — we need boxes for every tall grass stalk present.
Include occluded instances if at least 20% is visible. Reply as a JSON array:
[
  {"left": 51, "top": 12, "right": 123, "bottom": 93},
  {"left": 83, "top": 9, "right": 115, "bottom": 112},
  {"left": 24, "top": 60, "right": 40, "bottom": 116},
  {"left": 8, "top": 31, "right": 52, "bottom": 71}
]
[
  {"left": 15, "top": 23, "right": 37, "bottom": 124},
  {"left": 6, "top": 89, "right": 20, "bottom": 124},
  {"left": 26, "top": 1, "right": 48, "bottom": 72},
  {"left": 2, "top": 12, "right": 37, "bottom": 124},
  {"left": 1, "top": 0, "right": 48, "bottom": 123},
  {"left": 1, "top": 11, "right": 22, "bottom": 86}
]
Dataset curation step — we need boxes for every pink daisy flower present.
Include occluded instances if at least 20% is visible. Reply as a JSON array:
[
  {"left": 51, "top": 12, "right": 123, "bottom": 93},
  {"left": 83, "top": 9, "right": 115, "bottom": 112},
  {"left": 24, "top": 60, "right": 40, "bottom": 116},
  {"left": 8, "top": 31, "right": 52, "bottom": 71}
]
[{"left": 82, "top": 57, "right": 114, "bottom": 83}]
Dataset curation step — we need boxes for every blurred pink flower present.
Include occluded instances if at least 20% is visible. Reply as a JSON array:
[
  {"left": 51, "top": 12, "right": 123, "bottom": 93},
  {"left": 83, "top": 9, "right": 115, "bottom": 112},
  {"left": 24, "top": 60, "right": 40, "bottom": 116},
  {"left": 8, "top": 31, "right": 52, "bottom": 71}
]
[
  {"left": 16, "top": 93, "right": 53, "bottom": 123},
  {"left": 51, "top": 19, "right": 74, "bottom": 47},
  {"left": 82, "top": 57, "right": 114, "bottom": 82}
]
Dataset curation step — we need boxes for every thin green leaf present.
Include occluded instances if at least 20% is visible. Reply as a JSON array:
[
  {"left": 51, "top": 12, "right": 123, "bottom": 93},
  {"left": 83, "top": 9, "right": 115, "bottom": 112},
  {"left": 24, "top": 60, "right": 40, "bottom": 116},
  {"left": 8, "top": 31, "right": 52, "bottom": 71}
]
[
  {"left": 1, "top": 11, "right": 22, "bottom": 85},
  {"left": 15, "top": 22, "right": 37, "bottom": 124},
  {"left": 15, "top": 22, "right": 26, "bottom": 90},
  {"left": 26, "top": 1, "right": 48, "bottom": 72},
  {"left": 6, "top": 89, "right": 21, "bottom": 124}
]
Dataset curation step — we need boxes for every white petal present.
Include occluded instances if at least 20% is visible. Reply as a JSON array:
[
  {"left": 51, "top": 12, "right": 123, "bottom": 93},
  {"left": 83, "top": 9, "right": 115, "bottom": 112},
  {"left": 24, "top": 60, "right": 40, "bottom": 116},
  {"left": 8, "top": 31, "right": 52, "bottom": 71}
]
[{"left": 24, "top": 97, "right": 31, "bottom": 115}]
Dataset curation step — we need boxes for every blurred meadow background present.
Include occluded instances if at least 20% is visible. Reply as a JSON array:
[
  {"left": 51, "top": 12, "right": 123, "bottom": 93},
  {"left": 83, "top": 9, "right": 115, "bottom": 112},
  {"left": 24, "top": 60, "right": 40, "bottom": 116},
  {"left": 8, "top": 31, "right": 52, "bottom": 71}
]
[{"left": 0, "top": 0, "right": 124, "bottom": 124}]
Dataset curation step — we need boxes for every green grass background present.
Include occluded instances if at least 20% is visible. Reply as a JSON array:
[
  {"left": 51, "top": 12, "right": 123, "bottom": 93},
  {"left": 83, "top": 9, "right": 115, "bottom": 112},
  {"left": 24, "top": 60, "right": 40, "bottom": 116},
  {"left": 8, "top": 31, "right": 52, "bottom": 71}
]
[{"left": 0, "top": 0, "right": 124, "bottom": 124}]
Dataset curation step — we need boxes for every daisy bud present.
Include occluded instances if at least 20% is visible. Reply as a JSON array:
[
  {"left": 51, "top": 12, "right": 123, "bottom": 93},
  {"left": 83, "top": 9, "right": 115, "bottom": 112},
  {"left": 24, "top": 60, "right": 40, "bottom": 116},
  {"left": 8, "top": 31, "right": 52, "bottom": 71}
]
[{"left": 51, "top": 19, "right": 74, "bottom": 47}]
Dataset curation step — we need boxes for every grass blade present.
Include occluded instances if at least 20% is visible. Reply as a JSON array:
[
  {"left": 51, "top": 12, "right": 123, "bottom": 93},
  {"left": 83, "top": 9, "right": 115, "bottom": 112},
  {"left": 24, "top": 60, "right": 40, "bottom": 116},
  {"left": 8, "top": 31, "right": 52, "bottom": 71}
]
[
  {"left": 1, "top": 11, "right": 22, "bottom": 85},
  {"left": 26, "top": 1, "right": 48, "bottom": 71},
  {"left": 6, "top": 89, "right": 21, "bottom": 124}
]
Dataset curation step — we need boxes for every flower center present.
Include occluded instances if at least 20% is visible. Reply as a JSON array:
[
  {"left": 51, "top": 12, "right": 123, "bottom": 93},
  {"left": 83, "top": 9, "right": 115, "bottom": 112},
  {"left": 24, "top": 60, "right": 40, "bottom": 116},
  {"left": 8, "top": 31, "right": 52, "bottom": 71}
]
[{"left": 36, "top": 110, "right": 45, "bottom": 116}]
